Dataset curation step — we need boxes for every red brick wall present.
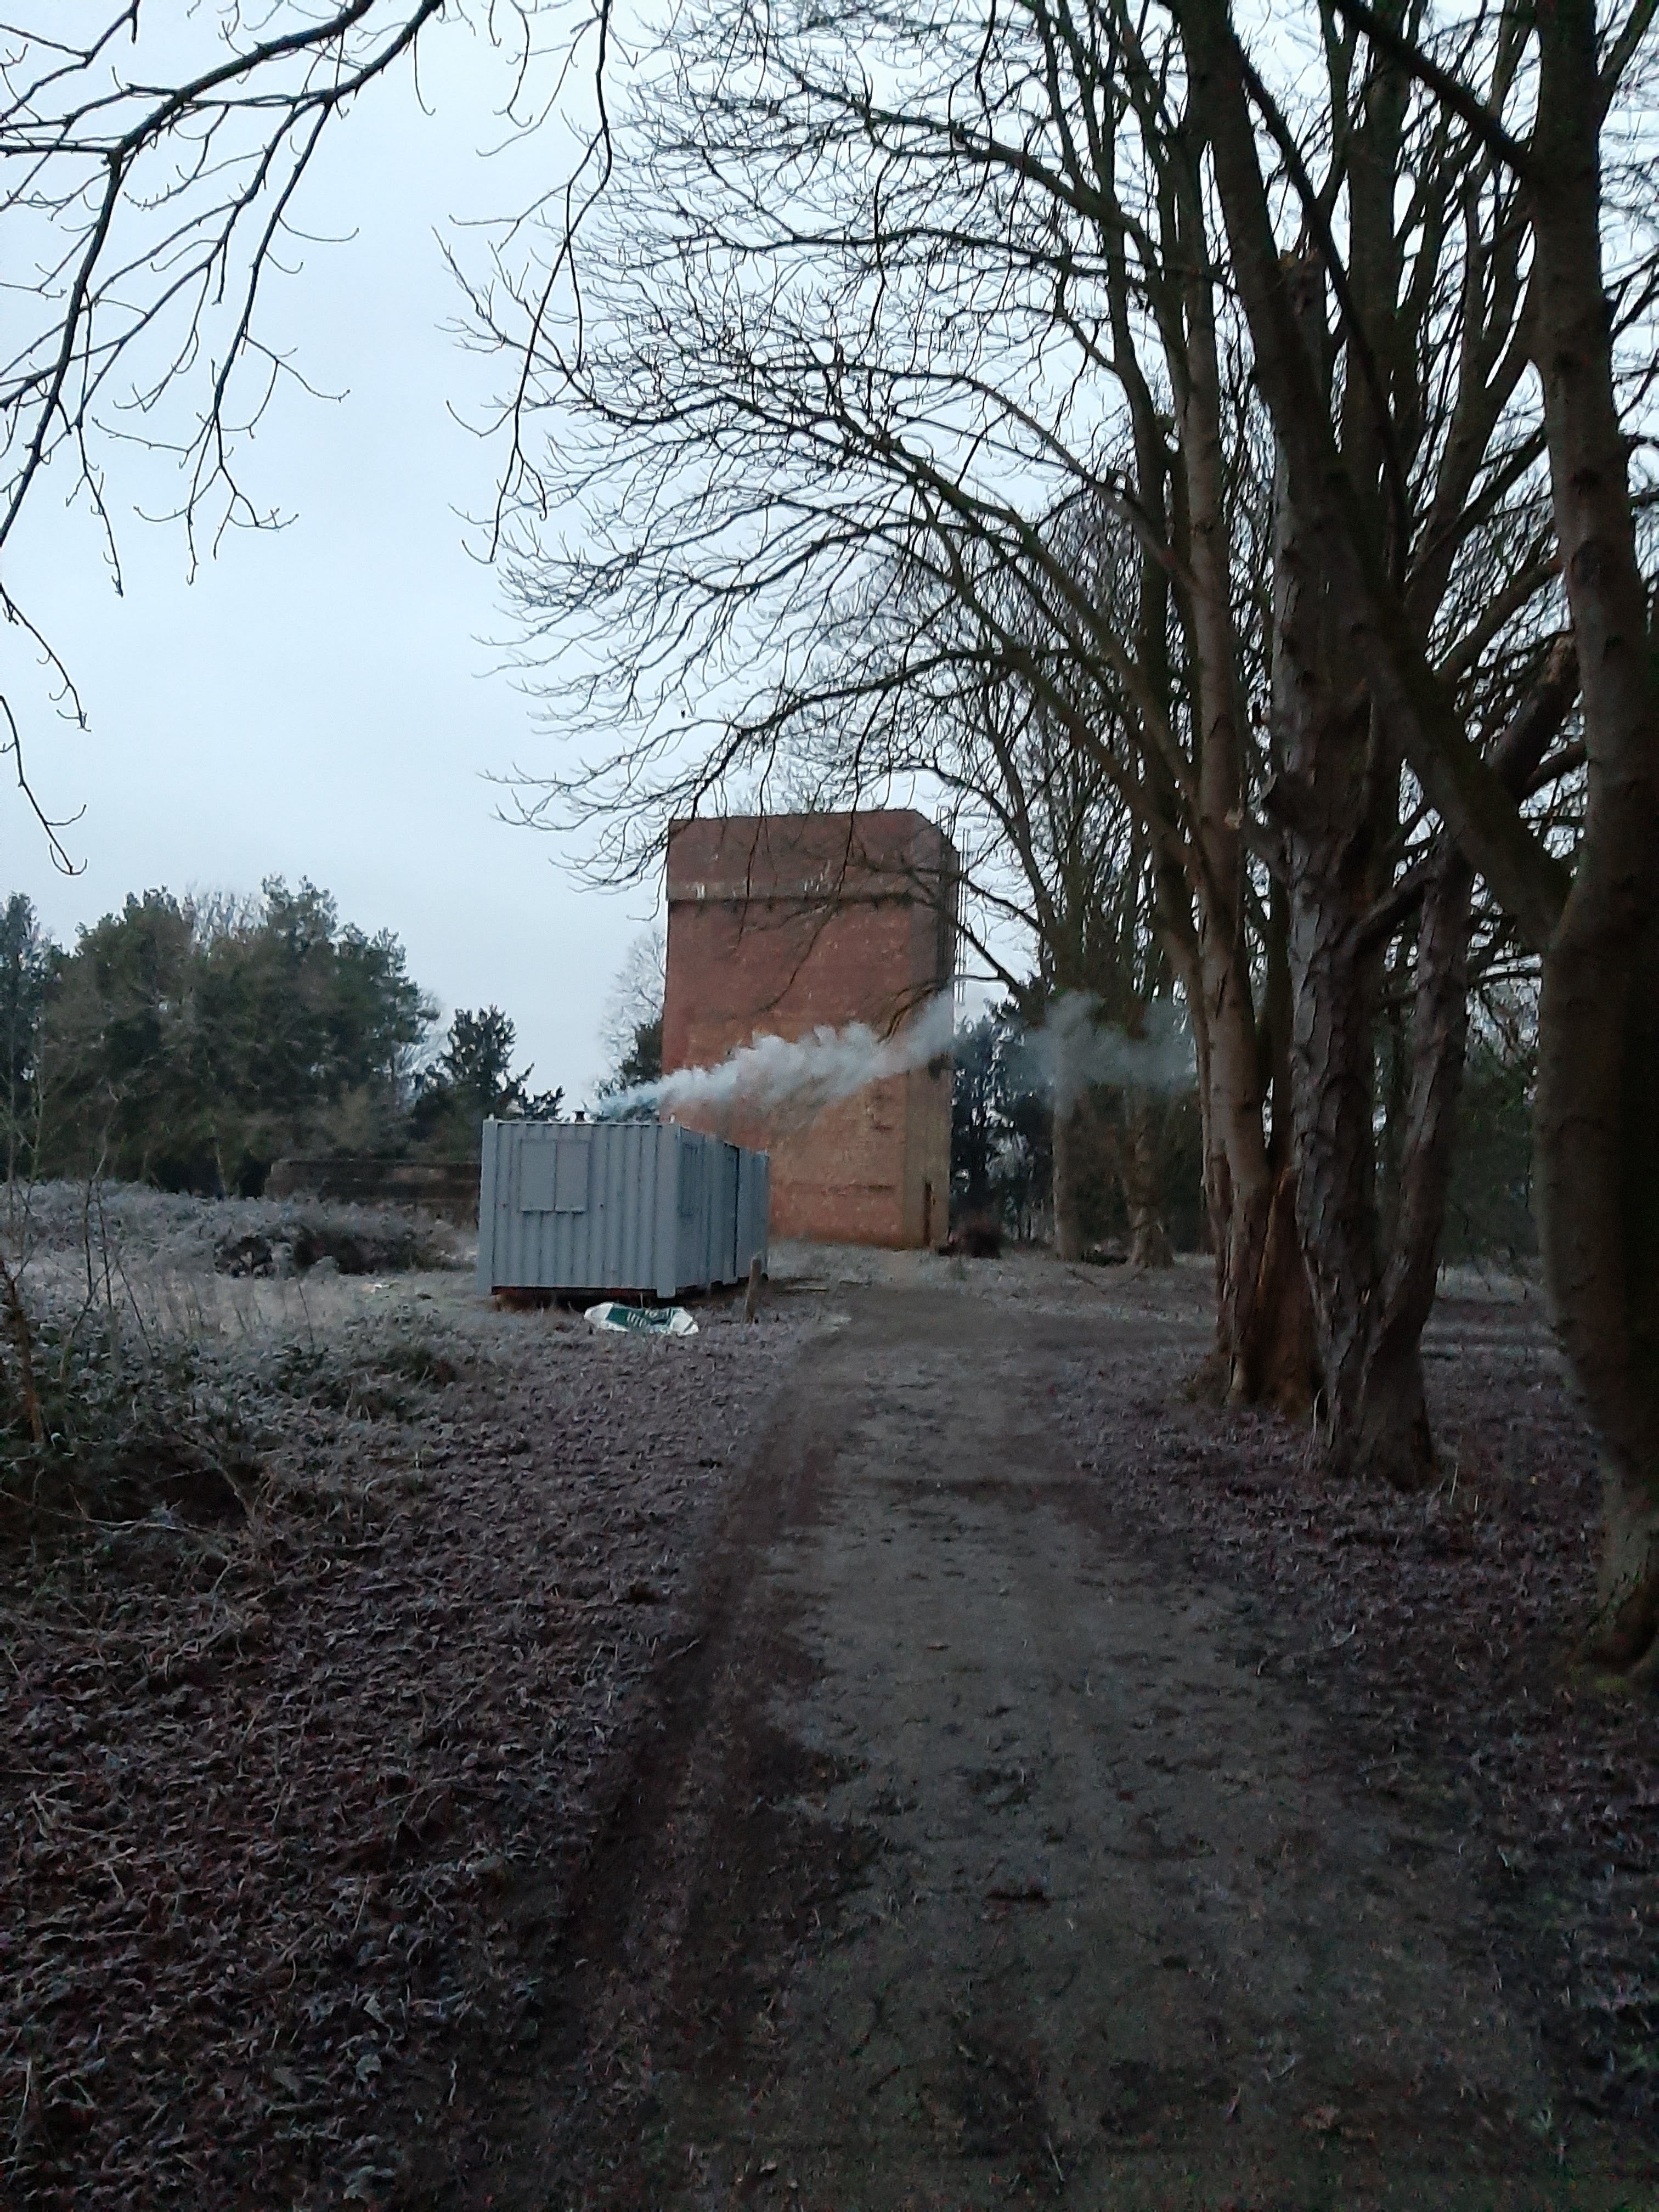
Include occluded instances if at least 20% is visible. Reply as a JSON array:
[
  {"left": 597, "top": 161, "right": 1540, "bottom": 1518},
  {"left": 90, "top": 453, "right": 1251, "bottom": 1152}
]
[{"left": 662, "top": 812, "right": 955, "bottom": 1246}]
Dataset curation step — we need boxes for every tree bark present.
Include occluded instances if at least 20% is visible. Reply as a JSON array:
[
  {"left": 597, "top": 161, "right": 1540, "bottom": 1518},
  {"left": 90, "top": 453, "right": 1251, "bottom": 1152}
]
[
  {"left": 1267, "top": 369, "right": 1403, "bottom": 1474},
  {"left": 1528, "top": 0, "right": 1659, "bottom": 1667},
  {"left": 1123, "top": 1094, "right": 1174, "bottom": 1269},
  {"left": 1228, "top": 1163, "right": 1317, "bottom": 1414},
  {"left": 1345, "top": 845, "right": 1471, "bottom": 1486},
  {"left": 1175, "top": 195, "right": 1313, "bottom": 1412}
]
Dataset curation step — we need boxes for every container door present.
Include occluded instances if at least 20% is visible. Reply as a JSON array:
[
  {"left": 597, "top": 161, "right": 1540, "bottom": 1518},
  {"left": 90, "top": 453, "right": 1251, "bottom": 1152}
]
[{"left": 507, "top": 1125, "right": 592, "bottom": 1288}]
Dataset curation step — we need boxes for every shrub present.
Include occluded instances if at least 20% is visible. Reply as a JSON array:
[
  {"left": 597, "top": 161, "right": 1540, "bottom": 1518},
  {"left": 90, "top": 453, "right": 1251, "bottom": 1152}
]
[{"left": 0, "top": 1300, "right": 255, "bottom": 1533}]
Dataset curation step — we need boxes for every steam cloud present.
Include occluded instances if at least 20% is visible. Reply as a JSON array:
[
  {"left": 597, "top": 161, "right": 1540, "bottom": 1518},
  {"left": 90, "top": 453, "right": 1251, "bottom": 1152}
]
[
  {"left": 599, "top": 994, "right": 958, "bottom": 1122},
  {"left": 597, "top": 990, "right": 1193, "bottom": 1124},
  {"left": 1015, "top": 992, "right": 1194, "bottom": 1111}
]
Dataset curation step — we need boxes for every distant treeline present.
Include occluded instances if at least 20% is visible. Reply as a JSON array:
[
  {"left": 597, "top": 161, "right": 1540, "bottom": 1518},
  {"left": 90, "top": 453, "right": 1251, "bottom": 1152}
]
[
  {"left": 949, "top": 1003, "right": 1206, "bottom": 1257},
  {"left": 1, "top": 883, "right": 559, "bottom": 1196},
  {"left": 949, "top": 997, "right": 1537, "bottom": 1265}
]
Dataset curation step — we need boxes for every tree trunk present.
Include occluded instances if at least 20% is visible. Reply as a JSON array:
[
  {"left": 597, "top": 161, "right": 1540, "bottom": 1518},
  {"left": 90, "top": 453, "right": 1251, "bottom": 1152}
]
[
  {"left": 1286, "top": 864, "right": 1399, "bottom": 1474},
  {"left": 1195, "top": 924, "right": 1310, "bottom": 1408},
  {"left": 1278, "top": 757, "right": 1386, "bottom": 1472},
  {"left": 1051, "top": 1097, "right": 1084, "bottom": 1261},
  {"left": 1267, "top": 390, "right": 1442, "bottom": 1487},
  {"left": 1176, "top": 205, "right": 1312, "bottom": 1413},
  {"left": 1530, "top": 0, "right": 1659, "bottom": 1667},
  {"left": 1183, "top": 952, "right": 1230, "bottom": 1276},
  {"left": 1269, "top": 398, "right": 1403, "bottom": 1471},
  {"left": 1122, "top": 1094, "right": 1173, "bottom": 1269},
  {"left": 1345, "top": 845, "right": 1474, "bottom": 1487},
  {"left": 1349, "top": 651, "right": 1583, "bottom": 1485},
  {"left": 1228, "top": 1163, "right": 1317, "bottom": 1415},
  {"left": 1183, "top": 36, "right": 1526, "bottom": 1492}
]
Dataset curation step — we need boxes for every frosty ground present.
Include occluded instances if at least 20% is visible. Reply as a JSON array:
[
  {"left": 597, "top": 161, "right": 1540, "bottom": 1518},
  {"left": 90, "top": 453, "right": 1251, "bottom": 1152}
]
[{"left": 3, "top": 1220, "right": 1656, "bottom": 2209}]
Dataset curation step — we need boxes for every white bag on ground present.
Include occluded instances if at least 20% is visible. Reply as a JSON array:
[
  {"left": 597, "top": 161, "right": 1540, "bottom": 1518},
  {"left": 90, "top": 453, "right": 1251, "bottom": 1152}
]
[{"left": 584, "top": 1301, "right": 699, "bottom": 1338}]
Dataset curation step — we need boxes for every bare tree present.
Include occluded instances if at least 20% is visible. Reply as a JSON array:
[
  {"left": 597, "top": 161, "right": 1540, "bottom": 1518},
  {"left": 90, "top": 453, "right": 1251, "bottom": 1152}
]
[
  {"left": 597, "top": 924, "right": 665, "bottom": 1090},
  {"left": 488, "top": 0, "right": 1577, "bottom": 1459},
  {"left": 0, "top": 2, "right": 611, "bottom": 856},
  {"left": 1180, "top": 0, "right": 1659, "bottom": 1649},
  {"left": 483, "top": 0, "right": 1333, "bottom": 1406},
  {"left": 1179, "top": 5, "right": 1582, "bottom": 1486}
]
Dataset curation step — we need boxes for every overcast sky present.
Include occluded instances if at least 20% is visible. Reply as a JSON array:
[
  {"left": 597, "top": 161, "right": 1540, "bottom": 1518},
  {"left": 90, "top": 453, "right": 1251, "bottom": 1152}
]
[{"left": 4, "top": 22, "right": 658, "bottom": 1109}]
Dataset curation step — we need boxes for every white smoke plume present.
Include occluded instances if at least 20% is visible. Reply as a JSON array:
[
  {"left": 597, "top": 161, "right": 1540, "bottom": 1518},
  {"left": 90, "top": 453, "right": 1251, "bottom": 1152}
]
[
  {"left": 596, "top": 989, "right": 1192, "bottom": 1127},
  {"left": 598, "top": 994, "right": 958, "bottom": 1123},
  {"left": 1018, "top": 993, "right": 1194, "bottom": 1112}
]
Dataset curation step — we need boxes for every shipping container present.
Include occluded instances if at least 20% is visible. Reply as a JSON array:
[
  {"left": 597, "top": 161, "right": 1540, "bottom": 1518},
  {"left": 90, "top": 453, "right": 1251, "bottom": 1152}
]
[{"left": 476, "top": 1118, "right": 769, "bottom": 1301}]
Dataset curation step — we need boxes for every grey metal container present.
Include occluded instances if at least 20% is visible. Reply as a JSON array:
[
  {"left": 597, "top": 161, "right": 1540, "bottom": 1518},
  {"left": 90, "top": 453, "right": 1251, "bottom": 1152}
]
[{"left": 476, "top": 1118, "right": 769, "bottom": 1301}]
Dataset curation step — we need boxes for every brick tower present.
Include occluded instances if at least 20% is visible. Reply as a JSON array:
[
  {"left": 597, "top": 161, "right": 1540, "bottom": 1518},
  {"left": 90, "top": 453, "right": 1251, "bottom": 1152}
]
[{"left": 661, "top": 811, "right": 957, "bottom": 1246}]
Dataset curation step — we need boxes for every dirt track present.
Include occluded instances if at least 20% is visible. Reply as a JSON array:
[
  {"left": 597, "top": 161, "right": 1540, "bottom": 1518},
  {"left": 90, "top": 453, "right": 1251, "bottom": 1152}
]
[{"left": 475, "top": 1266, "right": 1655, "bottom": 2211}]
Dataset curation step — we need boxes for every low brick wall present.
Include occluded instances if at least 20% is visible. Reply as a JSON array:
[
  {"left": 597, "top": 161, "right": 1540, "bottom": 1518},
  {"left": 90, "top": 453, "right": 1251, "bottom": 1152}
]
[{"left": 266, "top": 1158, "right": 479, "bottom": 1226}]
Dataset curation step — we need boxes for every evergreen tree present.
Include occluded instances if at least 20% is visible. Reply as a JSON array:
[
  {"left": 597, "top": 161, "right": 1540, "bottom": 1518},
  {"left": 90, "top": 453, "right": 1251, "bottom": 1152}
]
[
  {"left": 0, "top": 895, "right": 52, "bottom": 1182},
  {"left": 31, "top": 882, "right": 433, "bottom": 1191},
  {"left": 409, "top": 1008, "right": 562, "bottom": 1159}
]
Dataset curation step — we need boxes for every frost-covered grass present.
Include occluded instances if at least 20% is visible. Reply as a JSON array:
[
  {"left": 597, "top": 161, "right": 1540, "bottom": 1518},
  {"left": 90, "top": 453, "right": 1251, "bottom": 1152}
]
[
  {"left": 0, "top": 1181, "right": 474, "bottom": 1531},
  {"left": 5, "top": 1175, "right": 466, "bottom": 1272}
]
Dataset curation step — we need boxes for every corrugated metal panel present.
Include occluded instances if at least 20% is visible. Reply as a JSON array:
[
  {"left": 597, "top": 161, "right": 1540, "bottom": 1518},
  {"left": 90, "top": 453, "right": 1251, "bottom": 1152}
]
[
  {"left": 476, "top": 1119, "right": 769, "bottom": 1297},
  {"left": 738, "top": 1146, "right": 770, "bottom": 1276}
]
